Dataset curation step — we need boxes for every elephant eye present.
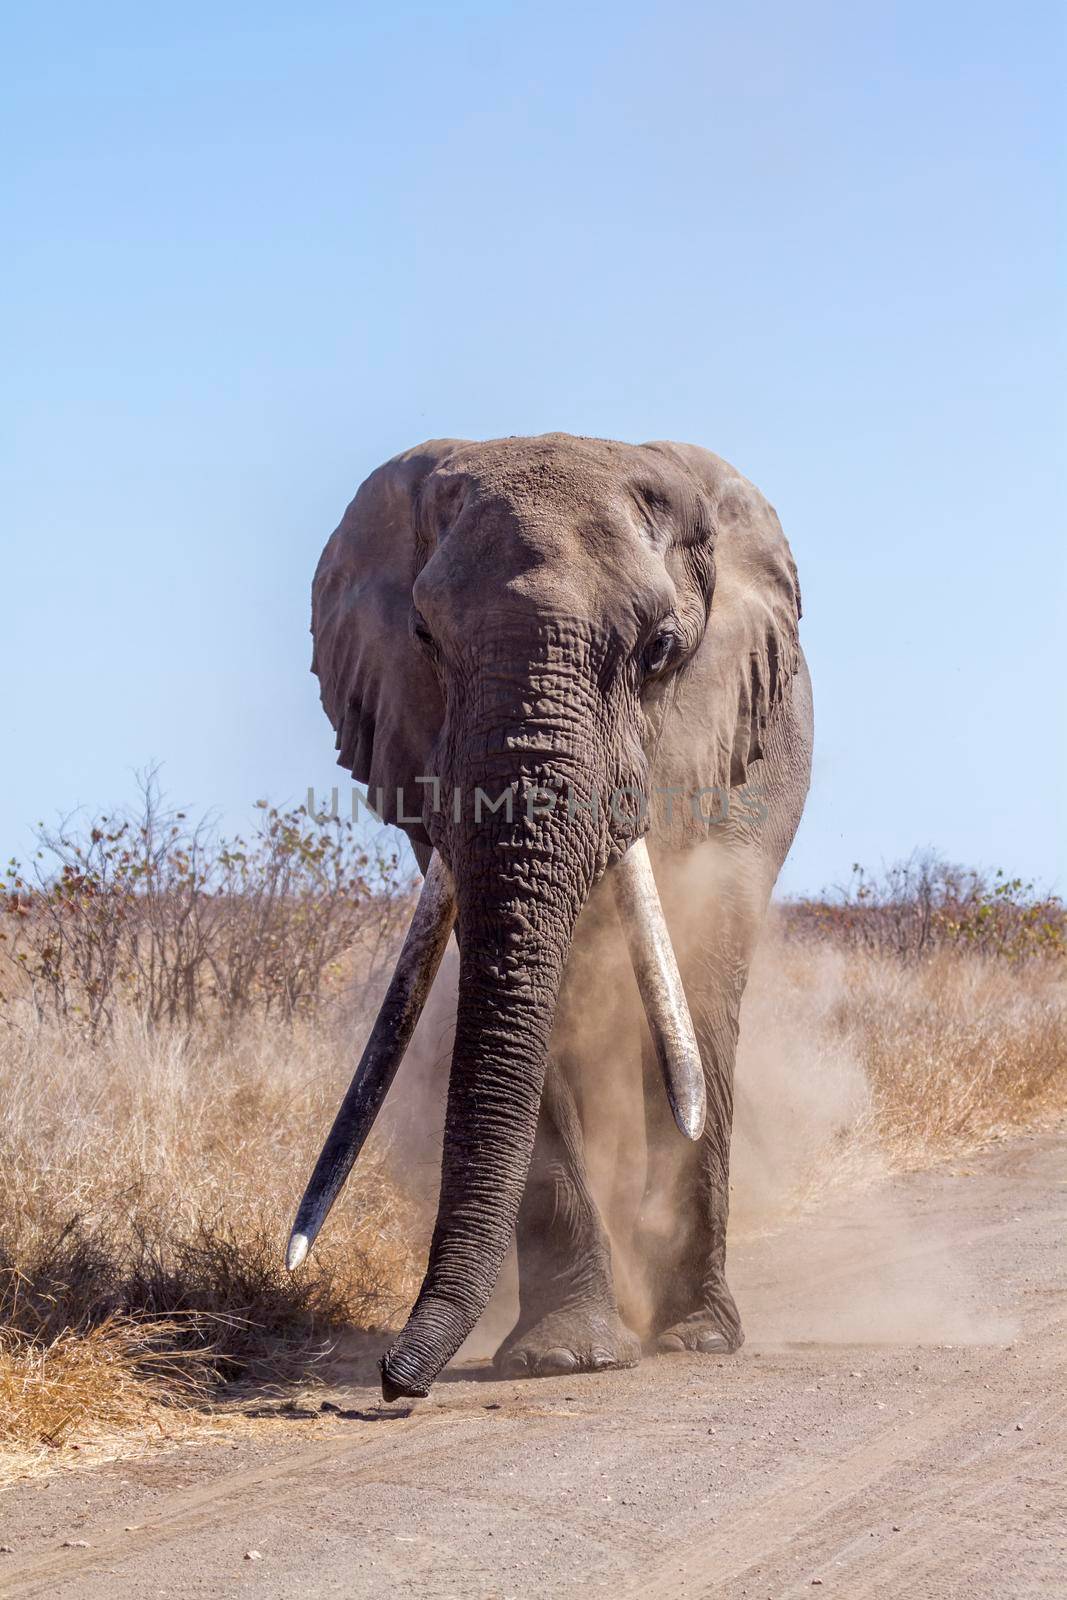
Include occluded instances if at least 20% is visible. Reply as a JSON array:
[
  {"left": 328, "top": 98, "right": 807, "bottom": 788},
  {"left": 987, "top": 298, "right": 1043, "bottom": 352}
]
[
  {"left": 411, "top": 611, "right": 436, "bottom": 651},
  {"left": 642, "top": 627, "right": 677, "bottom": 678}
]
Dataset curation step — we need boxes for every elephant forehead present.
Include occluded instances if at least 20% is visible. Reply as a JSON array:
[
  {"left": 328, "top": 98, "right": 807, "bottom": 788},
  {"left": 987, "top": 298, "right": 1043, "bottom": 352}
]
[
  {"left": 434, "top": 432, "right": 638, "bottom": 496},
  {"left": 426, "top": 433, "right": 715, "bottom": 549},
  {"left": 414, "top": 488, "right": 673, "bottom": 633},
  {"left": 425, "top": 442, "right": 677, "bottom": 570}
]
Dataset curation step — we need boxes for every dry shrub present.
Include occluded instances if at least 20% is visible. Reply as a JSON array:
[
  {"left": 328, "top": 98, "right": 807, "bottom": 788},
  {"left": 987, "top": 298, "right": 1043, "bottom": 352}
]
[
  {"left": 734, "top": 931, "right": 1067, "bottom": 1228},
  {"left": 0, "top": 777, "right": 425, "bottom": 1473},
  {"left": 783, "top": 851, "right": 1066, "bottom": 962},
  {"left": 1, "top": 771, "right": 413, "bottom": 1035},
  {"left": 0, "top": 1006, "right": 426, "bottom": 1471},
  {"left": 0, "top": 1315, "right": 214, "bottom": 1480},
  {"left": 729, "top": 854, "right": 1067, "bottom": 1223},
  {"left": 837, "top": 944, "right": 1067, "bottom": 1161}
]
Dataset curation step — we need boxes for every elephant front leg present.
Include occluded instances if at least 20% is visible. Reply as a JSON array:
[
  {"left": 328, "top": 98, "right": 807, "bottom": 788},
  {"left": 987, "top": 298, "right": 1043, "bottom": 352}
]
[
  {"left": 640, "top": 996, "right": 745, "bottom": 1356},
  {"left": 494, "top": 1058, "right": 641, "bottom": 1379}
]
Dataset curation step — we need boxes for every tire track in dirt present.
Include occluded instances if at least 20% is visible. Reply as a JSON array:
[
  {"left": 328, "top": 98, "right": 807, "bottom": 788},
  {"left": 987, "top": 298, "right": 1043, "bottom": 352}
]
[
  {"left": 0, "top": 1403, "right": 652, "bottom": 1595},
  {"left": 0, "top": 1420, "right": 447, "bottom": 1596},
  {"left": 626, "top": 1304, "right": 1067, "bottom": 1597}
]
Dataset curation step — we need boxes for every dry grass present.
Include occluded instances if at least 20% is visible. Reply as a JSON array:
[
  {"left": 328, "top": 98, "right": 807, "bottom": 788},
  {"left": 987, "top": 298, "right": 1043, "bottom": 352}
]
[
  {"left": 0, "top": 1315, "right": 218, "bottom": 1485},
  {"left": 1, "top": 901, "right": 1064, "bottom": 1481},
  {"left": 834, "top": 944, "right": 1067, "bottom": 1161},
  {"left": 732, "top": 934, "right": 1067, "bottom": 1232},
  {"left": 0, "top": 1005, "right": 425, "bottom": 1475}
]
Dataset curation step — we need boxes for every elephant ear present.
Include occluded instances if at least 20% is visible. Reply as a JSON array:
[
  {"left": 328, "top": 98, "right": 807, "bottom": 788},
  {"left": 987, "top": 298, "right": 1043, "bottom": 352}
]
[
  {"left": 652, "top": 442, "right": 803, "bottom": 791},
  {"left": 311, "top": 440, "right": 466, "bottom": 844}
]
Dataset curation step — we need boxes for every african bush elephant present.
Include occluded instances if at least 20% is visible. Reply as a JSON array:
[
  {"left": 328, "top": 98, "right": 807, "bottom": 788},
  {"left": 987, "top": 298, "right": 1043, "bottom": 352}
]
[{"left": 288, "top": 433, "right": 813, "bottom": 1400}]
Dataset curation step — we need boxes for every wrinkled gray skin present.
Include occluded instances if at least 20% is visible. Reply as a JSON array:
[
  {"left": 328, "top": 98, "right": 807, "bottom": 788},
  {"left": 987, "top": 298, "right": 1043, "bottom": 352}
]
[{"left": 312, "top": 434, "right": 812, "bottom": 1397}]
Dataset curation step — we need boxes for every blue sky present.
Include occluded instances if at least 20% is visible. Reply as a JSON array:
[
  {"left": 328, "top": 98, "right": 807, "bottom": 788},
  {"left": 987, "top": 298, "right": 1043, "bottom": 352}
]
[{"left": 4, "top": 1, "right": 1063, "bottom": 894}]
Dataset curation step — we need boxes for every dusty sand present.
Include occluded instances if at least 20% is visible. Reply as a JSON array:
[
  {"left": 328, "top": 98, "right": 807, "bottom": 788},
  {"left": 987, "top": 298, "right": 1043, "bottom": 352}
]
[{"left": 0, "top": 1129, "right": 1063, "bottom": 1599}]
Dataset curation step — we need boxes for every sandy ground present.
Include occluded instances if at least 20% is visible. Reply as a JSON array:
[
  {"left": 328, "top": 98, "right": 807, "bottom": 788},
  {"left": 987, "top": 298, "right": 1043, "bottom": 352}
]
[{"left": 1, "top": 1130, "right": 1064, "bottom": 1599}]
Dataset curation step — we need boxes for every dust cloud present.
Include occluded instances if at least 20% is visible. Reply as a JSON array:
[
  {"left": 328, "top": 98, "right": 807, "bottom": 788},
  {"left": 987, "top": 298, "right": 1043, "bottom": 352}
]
[
  {"left": 731, "top": 926, "right": 1014, "bottom": 1348},
  {"left": 377, "top": 943, "right": 456, "bottom": 1213},
  {"left": 731, "top": 932, "right": 875, "bottom": 1232}
]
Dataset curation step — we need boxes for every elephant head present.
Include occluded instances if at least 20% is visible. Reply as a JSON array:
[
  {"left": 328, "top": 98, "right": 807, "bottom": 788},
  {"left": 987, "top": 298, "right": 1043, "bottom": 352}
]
[{"left": 287, "top": 434, "right": 801, "bottom": 1399}]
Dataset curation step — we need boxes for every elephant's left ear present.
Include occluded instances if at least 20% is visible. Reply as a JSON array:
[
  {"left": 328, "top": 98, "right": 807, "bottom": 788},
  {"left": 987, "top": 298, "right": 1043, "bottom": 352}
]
[{"left": 651, "top": 443, "right": 803, "bottom": 790}]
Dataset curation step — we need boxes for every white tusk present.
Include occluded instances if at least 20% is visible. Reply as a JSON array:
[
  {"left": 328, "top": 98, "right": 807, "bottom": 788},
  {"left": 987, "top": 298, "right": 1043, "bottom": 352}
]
[
  {"left": 611, "top": 837, "right": 706, "bottom": 1141},
  {"left": 286, "top": 850, "right": 456, "bottom": 1269}
]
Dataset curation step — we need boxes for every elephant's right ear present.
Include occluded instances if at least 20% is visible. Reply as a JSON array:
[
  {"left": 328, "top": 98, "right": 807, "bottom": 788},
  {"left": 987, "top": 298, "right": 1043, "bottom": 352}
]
[{"left": 311, "top": 440, "right": 466, "bottom": 845}]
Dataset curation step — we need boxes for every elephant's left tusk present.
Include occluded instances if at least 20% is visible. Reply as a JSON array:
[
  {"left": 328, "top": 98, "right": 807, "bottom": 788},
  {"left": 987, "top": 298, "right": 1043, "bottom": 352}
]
[
  {"left": 286, "top": 850, "right": 456, "bottom": 1271},
  {"left": 611, "top": 838, "right": 706, "bottom": 1141}
]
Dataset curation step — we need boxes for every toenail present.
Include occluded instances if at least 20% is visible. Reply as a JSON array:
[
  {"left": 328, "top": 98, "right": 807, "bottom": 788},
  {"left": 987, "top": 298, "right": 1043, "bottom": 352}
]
[{"left": 537, "top": 1347, "right": 579, "bottom": 1376}]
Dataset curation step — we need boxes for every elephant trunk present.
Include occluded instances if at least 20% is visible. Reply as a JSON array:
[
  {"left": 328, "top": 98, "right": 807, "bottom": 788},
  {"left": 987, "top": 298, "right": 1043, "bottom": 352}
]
[{"left": 379, "top": 793, "right": 595, "bottom": 1400}]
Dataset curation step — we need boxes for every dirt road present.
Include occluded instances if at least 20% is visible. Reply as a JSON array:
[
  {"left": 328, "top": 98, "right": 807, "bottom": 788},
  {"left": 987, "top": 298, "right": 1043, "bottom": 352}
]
[{"left": 1, "top": 1131, "right": 1064, "bottom": 1599}]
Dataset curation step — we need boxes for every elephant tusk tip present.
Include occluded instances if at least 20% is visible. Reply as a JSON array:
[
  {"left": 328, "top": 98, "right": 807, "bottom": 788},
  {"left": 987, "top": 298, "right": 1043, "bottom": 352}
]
[
  {"left": 672, "top": 1080, "right": 706, "bottom": 1141},
  {"left": 286, "top": 1231, "right": 310, "bottom": 1271},
  {"left": 677, "top": 1104, "right": 706, "bottom": 1142}
]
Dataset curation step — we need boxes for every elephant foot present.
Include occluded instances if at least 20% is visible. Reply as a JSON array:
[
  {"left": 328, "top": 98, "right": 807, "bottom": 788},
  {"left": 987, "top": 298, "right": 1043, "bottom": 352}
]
[
  {"left": 655, "top": 1287, "right": 744, "bottom": 1356},
  {"left": 494, "top": 1305, "right": 641, "bottom": 1380}
]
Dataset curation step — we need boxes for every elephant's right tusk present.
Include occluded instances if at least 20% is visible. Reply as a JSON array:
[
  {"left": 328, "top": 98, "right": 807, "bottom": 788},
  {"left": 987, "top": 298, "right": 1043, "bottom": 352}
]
[
  {"left": 286, "top": 850, "right": 456, "bottom": 1271},
  {"left": 611, "top": 837, "right": 706, "bottom": 1141}
]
